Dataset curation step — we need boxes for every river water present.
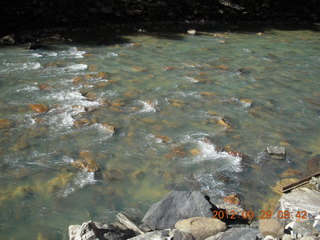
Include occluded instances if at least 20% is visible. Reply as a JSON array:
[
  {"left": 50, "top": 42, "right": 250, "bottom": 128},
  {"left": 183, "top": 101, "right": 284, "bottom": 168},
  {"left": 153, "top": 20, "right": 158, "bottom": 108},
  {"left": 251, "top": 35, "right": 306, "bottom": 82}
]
[{"left": 0, "top": 28, "right": 319, "bottom": 239}]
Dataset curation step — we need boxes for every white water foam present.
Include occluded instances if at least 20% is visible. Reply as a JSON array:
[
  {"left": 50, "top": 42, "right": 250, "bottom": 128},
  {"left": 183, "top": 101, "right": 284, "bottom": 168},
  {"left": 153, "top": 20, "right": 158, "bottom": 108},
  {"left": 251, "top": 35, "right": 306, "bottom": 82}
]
[
  {"left": 2, "top": 62, "right": 41, "bottom": 72},
  {"left": 64, "top": 64, "right": 88, "bottom": 71},
  {"left": 193, "top": 140, "right": 242, "bottom": 172},
  {"left": 137, "top": 100, "right": 157, "bottom": 113},
  {"left": 59, "top": 170, "right": 96, "bottom": 197},
  {"left": 185, "top": 76, "right": 199, "bottom": 83},
  {"left": 59, "top": 47, "right": 85, "bottom": 59},
  {"left": 16, "top": 85, "right": 38, "bottom": 92}
]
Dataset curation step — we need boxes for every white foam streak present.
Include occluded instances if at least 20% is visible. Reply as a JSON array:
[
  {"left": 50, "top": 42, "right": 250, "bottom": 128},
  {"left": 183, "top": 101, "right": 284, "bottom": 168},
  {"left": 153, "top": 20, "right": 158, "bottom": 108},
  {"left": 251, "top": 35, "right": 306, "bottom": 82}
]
[{"left": 137, "top": 100, "right": 157, "bottom": 113}]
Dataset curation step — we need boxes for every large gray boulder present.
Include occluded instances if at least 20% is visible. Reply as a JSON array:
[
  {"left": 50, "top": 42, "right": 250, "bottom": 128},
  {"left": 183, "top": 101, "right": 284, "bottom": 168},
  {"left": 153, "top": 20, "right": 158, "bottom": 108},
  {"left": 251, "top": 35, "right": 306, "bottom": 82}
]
[{"left": 142, "top": 191, "right": 216, "bottom": 230}]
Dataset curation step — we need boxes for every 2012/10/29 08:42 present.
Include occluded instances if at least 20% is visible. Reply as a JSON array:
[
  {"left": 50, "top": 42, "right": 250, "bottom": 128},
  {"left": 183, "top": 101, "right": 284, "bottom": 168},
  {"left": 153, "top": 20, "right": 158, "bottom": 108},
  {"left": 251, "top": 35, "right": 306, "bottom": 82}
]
[{"left": 212, "top": 210, "right": 308, "bottom": 220}]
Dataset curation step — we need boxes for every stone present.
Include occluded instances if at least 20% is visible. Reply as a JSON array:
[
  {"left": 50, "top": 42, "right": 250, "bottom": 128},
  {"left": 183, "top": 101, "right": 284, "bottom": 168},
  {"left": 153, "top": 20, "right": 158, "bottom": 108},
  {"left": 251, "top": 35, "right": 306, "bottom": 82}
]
[
  {"left": 104, "top": 169, "right": 124, "bottom": 181},
  {"left": 38, "top": 84, "right": 51, "bottom": 91},
  {"left": 71, "top": 152, "right": 100, "bottom": 173},
  {"left": 292, "top": 221, "right": 319, "bottom": 238},
  {"left": 259, "top": 219, "right": 284, "bottom": 238},
  {"left": 0, "top": 119, "right": 12, "bottom": 129},
  {"left": 69, "top": 221, "right": 135, "bottom": 240},
  {"left": 240, "top": 99, "right": 253, "bottom": 107},
  {"left": 116, "top": 213, "right": 144, "bottom": 234},
  {"left": 101, "top": 123, "right": 116, "bottom": 135},
  {"left": 127, "top": 229, "right": 174, "bottom": 240},
  {"left": 141, "top": 191, "right": 216, "bottom": 230},
  {"left": 307, "top": 155, "right": 320, "bottom": 172},
  {"left": 187, "top": 29, "right": 197, "bottom": 35},
  {"left": 174, "top": 230, "right": 195, "bottom": 240},
  {"left": 175, "top": 217, "right": 227, "bottom": 240},
  {"left": 216, "top": 65, "right": 229, "bottom": 71},
  {"left": 271, "top": 178, "right": 298, "bottom": 195},
  {"left": 204, "top": 227, "right": 259, "bottom": 240},
  {"left": 73, "top": 76, "right": 83, "bottom": 84},
  {"left": 217, "top": 118, "right": 231, "bottom": 128},
  {"left": 266, "top": 146, "right": 286, "bottom": 160},
  {"left": 0, "top": 35, "right": 15, "bottom": 45},
  {"left": 29, "top": 104, "right": 49, "bottom": 113},
  {"left": 223, "top": 194, "right": 240, "bottom": 205},
  {"left": 277, "top": 188, "right": 320, "bottom": 228}
]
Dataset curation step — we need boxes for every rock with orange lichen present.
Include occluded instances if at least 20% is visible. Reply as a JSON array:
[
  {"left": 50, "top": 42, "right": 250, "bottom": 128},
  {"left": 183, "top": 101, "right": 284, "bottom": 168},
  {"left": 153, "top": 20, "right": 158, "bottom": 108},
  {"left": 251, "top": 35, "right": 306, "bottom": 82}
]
[
  {"left": 29, "top": 104, "right": 49, "bottom": 113},
  {"left": 223, "top": 194, "right": 241, "bottom": 205},
  {"left": 0, "top": 119, "right": 12, "bottom": 129}
]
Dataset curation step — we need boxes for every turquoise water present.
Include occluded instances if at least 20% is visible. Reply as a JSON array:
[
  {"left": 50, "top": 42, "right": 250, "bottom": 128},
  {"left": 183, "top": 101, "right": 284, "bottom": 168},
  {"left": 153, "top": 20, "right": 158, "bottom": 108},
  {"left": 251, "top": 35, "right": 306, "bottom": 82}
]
[{"left": 0, "top": 28, "right": 319, "bottom": 239}]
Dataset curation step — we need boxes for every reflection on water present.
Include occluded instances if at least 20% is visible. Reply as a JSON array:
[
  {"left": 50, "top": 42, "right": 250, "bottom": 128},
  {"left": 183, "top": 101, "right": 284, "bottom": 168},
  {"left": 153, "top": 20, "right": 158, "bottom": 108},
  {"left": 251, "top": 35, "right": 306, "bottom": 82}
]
[{"left": 0, "top": 29, "right": 320, "bottom": 239}]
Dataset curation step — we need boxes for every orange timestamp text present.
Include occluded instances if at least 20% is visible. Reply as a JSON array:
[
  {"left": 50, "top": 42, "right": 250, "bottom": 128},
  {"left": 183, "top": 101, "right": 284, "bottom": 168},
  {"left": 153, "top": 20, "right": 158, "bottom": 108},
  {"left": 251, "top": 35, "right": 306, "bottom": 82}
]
[{"left": 212, "top": 210, "right": 308, "bottom": 220}]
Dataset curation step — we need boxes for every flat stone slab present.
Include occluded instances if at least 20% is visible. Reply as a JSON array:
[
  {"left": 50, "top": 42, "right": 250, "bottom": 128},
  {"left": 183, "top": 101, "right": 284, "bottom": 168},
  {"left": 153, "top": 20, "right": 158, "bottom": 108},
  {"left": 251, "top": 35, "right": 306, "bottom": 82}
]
[{"left": 205, "top": 228, "right": 259, "bottom": 240}]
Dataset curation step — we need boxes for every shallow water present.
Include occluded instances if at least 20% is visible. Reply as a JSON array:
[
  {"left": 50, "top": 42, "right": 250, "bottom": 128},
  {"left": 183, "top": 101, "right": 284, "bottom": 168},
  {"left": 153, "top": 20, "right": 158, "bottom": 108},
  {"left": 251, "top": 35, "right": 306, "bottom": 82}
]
[{"left": 0, "top": 28, "right": 319, "bottom": 239}]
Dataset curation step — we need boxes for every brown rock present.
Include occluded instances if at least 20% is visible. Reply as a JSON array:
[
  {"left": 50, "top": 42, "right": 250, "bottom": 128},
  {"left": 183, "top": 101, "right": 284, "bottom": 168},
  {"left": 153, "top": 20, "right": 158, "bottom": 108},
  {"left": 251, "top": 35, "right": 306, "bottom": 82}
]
[
  {"left": 101, "top": 123, "right": 116, "bottom": 135},
  {"left": 216, "top": 65, "right": 229, "bottom": 71},
  {"left": 95, "top": 82, "right": 108, "bottom": 88},
  {"left": 72, "top": 76, "right": 82, "bottom": 84},
  {"left": 154, "top": 135, "right": 171, "bottom": 143},
  {"left": 190, "top": 149, "right": 201, "bottom": 156},
  {"left": 217, "top": 118, "right": 231, "bottom": 128},
  {"left": 223, "top": 194, "right": 240, "bottom": 205},
  {"left": 259, "top": 219, "right": 284, "bottom": 238},
  {"left": 200, "top": 92, "right": 216, "bottom": 97},
  {"left": 29, "top": 104, "right": 49, "bottom": 113},
  {"left": 73, "top": 119, "right": 91, "bottom": 127},
  {"left": 71, "top": 152, "right": 100, "bottom": 173},
  {"left": 38, "top": 84, "right": 51, "bottom": 91},
  {"left": 96, "top": 72, "right": 108, "bottom": 79},
  {"left": 175, "top": 217, "right": 227, "bottom": 240},
  {"left": 104, "top": 168, "right": 124, "bottom": 181},
  {"left": 307, "top": 155, "right": 320, "bottom": 172},
  {"left": 164, "top": 66, "right": 176, "bottom": 71},
  {"left": 0, "top": 119, "right": 12, "bottom": 129},
  {"left": 281, "top": 168, "right": 302, "bottom": 177}
]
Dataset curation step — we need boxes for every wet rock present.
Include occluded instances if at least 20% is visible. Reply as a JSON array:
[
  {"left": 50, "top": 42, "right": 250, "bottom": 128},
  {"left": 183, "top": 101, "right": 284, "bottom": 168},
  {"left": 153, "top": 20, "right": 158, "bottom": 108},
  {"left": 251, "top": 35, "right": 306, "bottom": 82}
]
[
  {"left": 216, "top": 65, "right": 229, "bottom": 71},
  {"left": 101, "top": 123, "right": 116, "bottom": 135},
  {"left": 259, "top": 219, "right": 284, "bottom": 238},
  {"left": 47, "top": 171, "right": 74, "bottom": 193},
  {"left": 240, "top": 99, "right": 253, "bottom": 107},
  {"left": 200, "top": 92, "right": 217, "bottom": 97},
  {"left": 175, "top": 217, "right": 227, "bottom": 240},
  {"left": 216, "top": 118, "right": 232, "bottom": 128},
  {"left": 127, "top": 229, "right": 175, "bottom": 240},
  {"left": 73, "top": 119, "right": 91, "bottom": 128},
  {"left": 132, "top": 66, "right": 147, "bottom": 72},
  {"left": 96, "top": 72, "right": 108, "bottom": 79},
  {"left": 164, "top": 66, "right": 176, "bottom": 71},
  {"left": 266, "top": 146, "right": 286, "bottom": 160},
  {"left": 29, "top": 104, "right": 49, "bottom": 113},
  {"left": 281, "top": 168, "right": 302, "bottom": 177},
  {"left": 11, "top": 137, "right": 30, "bottom": 151},
  {"left": 292, "top": 221, "right": 319, "bottom": 238},
  {"left": 38, "top": 84, "right": 51, "bottom": 91},
  {"left": 154, "top": 135, "right": 171, "bottom": 143},
  {"left": 271, "top": 178, "right": 298, "bottom": 195},
  {"left": 187, "top": 29, "right": 197, "bottom": 35},
  {"left": 71, "top": 151, "right": 100, "bottom": 173},
  {"left": 73, "top": 76, "right": 83, "bottom": 84},
  {"left": 223, "top": 194, "right": 241, "bottom": 205},
  {"left": 0, "top": 119, "right": 12, "bottom": 129},
  {"left": 205, "top": 227, "right": 259, "bottom": 240},
  {"left": 104, "top": 169, "right": 124, "bottom": 181},
  {"left": 0, "top": 35, "right": 15, "bottom": 45},
  {"left": 95, "top": 82, "right": 108, "bottom": 88},
  {"left": 190, "top": 149, "right": 201, "bottom": 156},
  {"left": 28, "top": 41, "right": 43, "bottom": 50},
  {"left": 307, "top": 155, "right": 320, "bottom": 172},
  {"left": 141, "top": 191, "right": 216, "bottom": 230}
]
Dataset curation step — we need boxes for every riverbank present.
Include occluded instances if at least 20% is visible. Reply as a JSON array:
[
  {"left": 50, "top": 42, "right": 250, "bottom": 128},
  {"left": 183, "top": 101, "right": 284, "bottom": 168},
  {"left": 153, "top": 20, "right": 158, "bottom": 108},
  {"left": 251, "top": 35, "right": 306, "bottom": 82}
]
[{"left": 69, "top": 179, "right": 320, "bottom": 240}]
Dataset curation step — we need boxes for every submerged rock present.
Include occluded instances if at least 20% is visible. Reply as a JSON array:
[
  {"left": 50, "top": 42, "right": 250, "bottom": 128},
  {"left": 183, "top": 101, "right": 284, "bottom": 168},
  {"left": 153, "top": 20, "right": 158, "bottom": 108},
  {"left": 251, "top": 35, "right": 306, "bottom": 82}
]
[
  {"left": 175, "top": 217, "right": 227, "bottom": 240},
  {"left": 104, "top": 169, "right": 125, "bottom": 181},
  {"left": 101, "top": 123, "right": 116, "bottom": 135},
  {"left": 266, "top": 146, "right": 286, "bottom": 160},
  {"left": 29, "top": 104, "right": 49, "bottom": 113},
  {"left": 71, "top": 151, "right": 100, "bottom": 173},
  {"left": 0, "top": 119, "right": 12, "bottom": 129},
  {"left": 141, "top": 191, "right": 216, "bottom": 230}
]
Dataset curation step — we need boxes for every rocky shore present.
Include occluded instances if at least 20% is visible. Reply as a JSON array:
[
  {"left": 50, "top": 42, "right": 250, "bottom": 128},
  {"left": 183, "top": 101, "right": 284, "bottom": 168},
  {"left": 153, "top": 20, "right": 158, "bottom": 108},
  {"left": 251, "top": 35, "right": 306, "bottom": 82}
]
[{"left": 69, "top": 179, "right": 320, "bottom": 240}]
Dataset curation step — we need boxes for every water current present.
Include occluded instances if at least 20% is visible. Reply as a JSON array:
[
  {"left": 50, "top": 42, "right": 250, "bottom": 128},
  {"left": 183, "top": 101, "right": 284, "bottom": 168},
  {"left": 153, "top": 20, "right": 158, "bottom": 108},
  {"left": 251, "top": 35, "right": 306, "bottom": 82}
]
[{"left": 0, "top": 28, "right": 319, "bottom": 239}]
